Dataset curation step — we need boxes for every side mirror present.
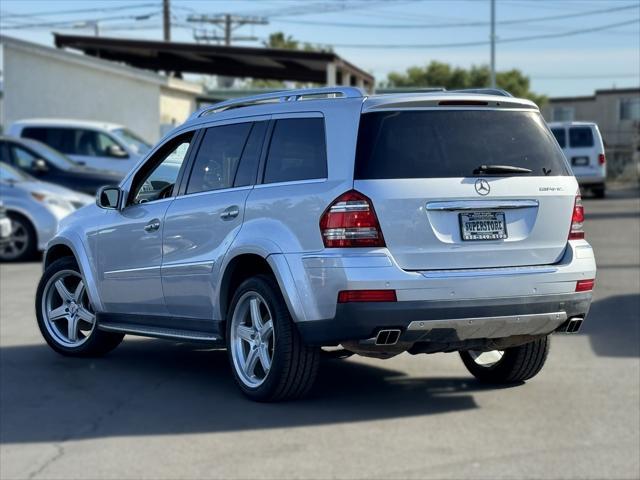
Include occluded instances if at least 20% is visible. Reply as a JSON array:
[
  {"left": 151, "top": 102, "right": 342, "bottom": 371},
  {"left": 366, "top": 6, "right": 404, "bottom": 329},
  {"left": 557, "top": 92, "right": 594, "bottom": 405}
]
[
  {"left": 107, "top": 144, "right": 129, "bottom": 159},
  {"left": 32, "top": 158, "right": 49, "bottom": 173},
  {"left": 96, "top": 185, "right": 121, "bottom": 210}
]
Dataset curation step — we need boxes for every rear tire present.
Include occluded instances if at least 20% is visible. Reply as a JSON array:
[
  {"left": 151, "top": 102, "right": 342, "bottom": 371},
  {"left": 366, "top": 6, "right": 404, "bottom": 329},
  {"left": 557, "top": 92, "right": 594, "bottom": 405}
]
[
  {"left": 36, "top": 257, "right": 124, "bottom": 357},
  {"left": 226, "top": 274, "right": 320, "bottom": 402},
  {"left": 459, "top": 336, "right": 550, "bottom": 384},
  {"left": 0, "top": 213, "right": 37, "bottom": 262}
]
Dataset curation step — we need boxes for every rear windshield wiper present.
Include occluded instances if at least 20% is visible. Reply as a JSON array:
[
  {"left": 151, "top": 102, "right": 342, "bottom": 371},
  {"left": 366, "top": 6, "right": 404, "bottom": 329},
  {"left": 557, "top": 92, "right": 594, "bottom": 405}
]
[{"left": 473, "top": 164, "right": 533, "bottom": 175}]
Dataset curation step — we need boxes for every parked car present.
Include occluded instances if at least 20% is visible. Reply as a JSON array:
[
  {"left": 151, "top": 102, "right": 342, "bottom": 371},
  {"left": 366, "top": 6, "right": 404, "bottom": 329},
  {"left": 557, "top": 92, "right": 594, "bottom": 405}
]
[
  {"left": 549, "top": 121, "right": 606, "bottom": 198},
  {"left": 0, "top": 162, "right": 92, "bottom": 261},
  {"left": 35, "top": 87, "right": 596, "bottom": 402},
  {"left": 8, "top": 119, "right": 152, "bottom": 175},
  {"left": 0, "top": 136, "right": 123, "bottom": 195},
  {"left": 0, "top": 202, "right": 12, "bottom": 248}
]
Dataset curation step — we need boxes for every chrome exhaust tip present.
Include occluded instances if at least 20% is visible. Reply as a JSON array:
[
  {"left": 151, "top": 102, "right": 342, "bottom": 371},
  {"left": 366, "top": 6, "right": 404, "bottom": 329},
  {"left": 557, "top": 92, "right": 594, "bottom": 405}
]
[
  {"left": 558, "top": 317, "right": 584, "bottom": 334},
  {"left": 375, "top": 329, "right": 401, "bottom": 346}
]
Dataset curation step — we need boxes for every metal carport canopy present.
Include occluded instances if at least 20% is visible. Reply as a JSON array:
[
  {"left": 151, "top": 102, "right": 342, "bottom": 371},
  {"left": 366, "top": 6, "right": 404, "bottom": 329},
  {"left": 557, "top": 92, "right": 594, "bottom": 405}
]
[{"left": 53, "top": 34, "right": 374, "bottom": 87}]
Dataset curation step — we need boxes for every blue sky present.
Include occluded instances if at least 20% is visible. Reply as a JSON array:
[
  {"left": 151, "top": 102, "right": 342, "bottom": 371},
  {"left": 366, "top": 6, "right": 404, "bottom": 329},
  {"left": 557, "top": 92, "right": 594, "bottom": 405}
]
[{"left": 1, "top": 0, "right": 638, "bottom": 97}]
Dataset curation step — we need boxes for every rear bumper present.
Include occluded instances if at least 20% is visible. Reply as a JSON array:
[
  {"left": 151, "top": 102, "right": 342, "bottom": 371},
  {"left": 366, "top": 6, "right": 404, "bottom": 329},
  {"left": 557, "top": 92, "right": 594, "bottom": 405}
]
[
  {"left": 277, "top": 240, "right": 596, "bottom": 345},
  {"left": 297, "top": 292, "right": 592, "bottom": 345}
]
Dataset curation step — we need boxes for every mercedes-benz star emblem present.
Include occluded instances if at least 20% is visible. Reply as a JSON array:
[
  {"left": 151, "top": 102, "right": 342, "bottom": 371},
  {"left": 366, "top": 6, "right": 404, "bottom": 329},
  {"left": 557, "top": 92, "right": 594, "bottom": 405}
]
[{"left": 475, "top": 179, "right": 490, "bottom": 196}]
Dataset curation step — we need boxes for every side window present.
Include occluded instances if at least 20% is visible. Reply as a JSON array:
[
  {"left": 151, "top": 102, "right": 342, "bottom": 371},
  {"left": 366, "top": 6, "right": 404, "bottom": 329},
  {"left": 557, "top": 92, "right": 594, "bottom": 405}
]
[
  {"left": 551, "top": 128, "right": 566, "bottom": 148},
  {"left": 11, "top": 145, "right": 39, "bottom": 170},
  {"left": 130, "top": 133, "right": 193, "bottom": 205},
  {"left": 263, "top": 118, "right": 327, "bottom": 184},
  {"left": 186, "top": 123, "right": 252, "bottom": 194},
  {"left": 234, "top": 121, "right": 267, "bottom": 187},
  {"left": 22, "top": 128, "right": 73, "bottom": 154},
  {"left": 569, "top": 127, "right": 594, "bottom": 148},
  {"left": 75, "top": 130, "right": 123, "bottom": 158}
]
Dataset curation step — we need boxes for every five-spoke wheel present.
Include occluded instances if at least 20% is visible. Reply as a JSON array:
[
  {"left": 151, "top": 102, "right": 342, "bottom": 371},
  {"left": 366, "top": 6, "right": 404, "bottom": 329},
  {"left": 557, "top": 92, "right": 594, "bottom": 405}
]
[
  {"left": 36, "top": 257, "right": 123, "bottom": 356},
  {"left": 42, "top": 270, "right": 95, "bottom": 347},
  {"left": 230, "top": 292, "right": 275, "bottom": 388},
  {"left": 226, "top": 275, "right": 319, "bottom": 401}
]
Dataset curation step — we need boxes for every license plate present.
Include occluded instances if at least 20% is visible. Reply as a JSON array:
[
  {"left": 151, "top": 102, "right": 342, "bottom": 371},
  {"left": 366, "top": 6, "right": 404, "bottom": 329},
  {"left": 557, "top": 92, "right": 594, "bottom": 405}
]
[
  {"left": 459, "top": 211, "right": 507, "bottom": 241},
  {"left": 572, "top": 156, "right": 589, "bottom": 166}
]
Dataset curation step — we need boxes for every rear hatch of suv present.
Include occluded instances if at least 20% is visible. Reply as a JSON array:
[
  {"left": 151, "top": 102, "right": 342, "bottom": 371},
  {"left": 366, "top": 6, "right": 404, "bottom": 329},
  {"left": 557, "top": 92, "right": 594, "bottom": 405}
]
[{"left": 353, "top": 105, "right": 577, "bottom": 270}]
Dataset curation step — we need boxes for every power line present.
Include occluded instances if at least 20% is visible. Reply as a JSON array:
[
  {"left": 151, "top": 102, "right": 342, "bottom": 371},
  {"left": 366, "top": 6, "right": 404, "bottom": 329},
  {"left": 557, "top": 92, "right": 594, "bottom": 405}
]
[
  {"left": 0, "top": 11, "right": 161, "bottom": 30},
  {"left": 316, "top": 18, "right": 640, "bottom": 49},
  {"left": 270, "top": 3, "right": 639, "bottom": 29},
  {"left": 0, "top": 3, "right": 159, "bottom": 19}
]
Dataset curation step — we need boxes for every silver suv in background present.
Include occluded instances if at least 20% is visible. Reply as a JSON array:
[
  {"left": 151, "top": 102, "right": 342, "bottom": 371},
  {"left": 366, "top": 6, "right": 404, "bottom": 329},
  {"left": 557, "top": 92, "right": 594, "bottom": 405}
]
[
  {"left": 549, "top": 122, "right": 606, "bottom": 198},
  {"left": 35, "top": 87, "right": 596, "bottom": 402}
]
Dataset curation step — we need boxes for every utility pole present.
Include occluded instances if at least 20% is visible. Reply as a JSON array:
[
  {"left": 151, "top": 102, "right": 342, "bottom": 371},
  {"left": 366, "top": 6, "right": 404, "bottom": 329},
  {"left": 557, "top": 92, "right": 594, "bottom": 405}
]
[
  {"left": 490, "top": 0, "right": 496, "bottom": 88},
  {"left": 187, "top": 14, "right": 268, "bottom": 45},
  {"left": 163, "top": 0, "right": 171, "bottom": 42}
]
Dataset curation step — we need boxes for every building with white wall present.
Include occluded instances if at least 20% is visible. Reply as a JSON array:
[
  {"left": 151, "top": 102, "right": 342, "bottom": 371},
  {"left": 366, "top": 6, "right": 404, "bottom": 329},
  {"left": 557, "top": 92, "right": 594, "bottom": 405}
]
[{"left": 0, "top": 35, "right": 203, "bottom": 143}]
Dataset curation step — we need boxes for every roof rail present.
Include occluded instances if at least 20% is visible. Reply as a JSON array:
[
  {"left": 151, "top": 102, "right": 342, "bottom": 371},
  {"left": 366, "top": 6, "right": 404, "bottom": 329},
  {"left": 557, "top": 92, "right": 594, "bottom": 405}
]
[
  {"left": 449, "top": 88, "right": 513, "bottom": 97},
  {"left": 190, "top": 86, "right": 365, "bottom": 120}
]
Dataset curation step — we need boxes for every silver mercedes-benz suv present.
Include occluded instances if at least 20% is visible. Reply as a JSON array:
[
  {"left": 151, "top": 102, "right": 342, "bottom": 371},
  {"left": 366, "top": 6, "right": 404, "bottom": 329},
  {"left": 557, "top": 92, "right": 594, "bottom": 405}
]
[{"left": 35, "top": 87, "right": 596, "bottom": 401}]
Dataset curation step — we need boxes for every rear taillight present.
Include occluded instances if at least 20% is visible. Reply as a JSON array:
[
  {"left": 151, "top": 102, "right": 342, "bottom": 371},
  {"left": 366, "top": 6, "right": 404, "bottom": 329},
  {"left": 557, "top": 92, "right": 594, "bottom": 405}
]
[
  {"left": 576, "top": 279, "right": 595, "bottom": 292},
  {"left": 338, "top": 290, "right": 397, "bottom": 303},
  {"left": 598, "top": 153, "right": 606, "bottom": 166},
  {"left": 319, "top": 190, "right": 385, "bottom": 248},
  {"left": 569, "top": 195, "right": 585, "bottom": 240}
]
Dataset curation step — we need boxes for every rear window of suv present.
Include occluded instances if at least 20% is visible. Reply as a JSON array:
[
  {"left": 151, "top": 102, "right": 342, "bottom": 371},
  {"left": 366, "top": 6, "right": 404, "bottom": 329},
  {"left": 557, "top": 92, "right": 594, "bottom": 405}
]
[
  {"left": 569, "top": 127, "right": 594, "bottom": 148},
  {"left": 355, "top": 110, "right": 570, "bottom": 179}
]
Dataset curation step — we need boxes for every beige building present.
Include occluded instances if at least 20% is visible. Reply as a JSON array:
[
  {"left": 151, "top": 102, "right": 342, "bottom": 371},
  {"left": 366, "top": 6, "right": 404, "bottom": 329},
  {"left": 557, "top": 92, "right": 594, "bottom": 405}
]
[
  {"left": 0, "top": 35, "right": 203, "bottom": 143},
  {"left": 542, "top": 88, "right": 640, "bottom": 178}
]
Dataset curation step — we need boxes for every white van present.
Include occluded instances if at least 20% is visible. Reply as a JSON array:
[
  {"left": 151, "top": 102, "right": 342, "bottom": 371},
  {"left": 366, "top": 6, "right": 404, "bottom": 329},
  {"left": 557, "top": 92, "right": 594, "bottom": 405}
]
[
  {"left": 549, "top": 122, "right": 606, "bottom": 198},
  {"left": 8, "top": 119, "right": 152, "bottom": 175}
]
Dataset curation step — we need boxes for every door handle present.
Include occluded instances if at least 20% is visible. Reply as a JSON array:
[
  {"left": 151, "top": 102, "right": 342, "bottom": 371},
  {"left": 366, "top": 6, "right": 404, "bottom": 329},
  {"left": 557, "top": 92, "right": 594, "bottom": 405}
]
[
  {"left": 220, "top": 206, "right": 240, "bottom": 221},
  {"left": 144, "top": 219, "right": 161, "bottom": 232}
]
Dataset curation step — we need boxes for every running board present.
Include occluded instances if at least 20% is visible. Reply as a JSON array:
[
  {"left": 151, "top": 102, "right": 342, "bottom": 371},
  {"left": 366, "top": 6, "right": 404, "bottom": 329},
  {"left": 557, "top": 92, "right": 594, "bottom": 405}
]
[{"left": 98, "top": 322, "right": 223, "bottom": 344}]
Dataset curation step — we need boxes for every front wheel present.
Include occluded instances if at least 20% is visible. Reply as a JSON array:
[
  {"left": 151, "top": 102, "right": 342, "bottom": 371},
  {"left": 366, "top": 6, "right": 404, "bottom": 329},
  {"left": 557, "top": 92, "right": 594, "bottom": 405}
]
[
  {"left": 459, "top": 336, "right": 550, "bottom": 384},
  {"left": 35, "top": 257, "right": 124, "bottom": 356},
  {"left": 226, "top": 275, "right": 319, "bottom": 402}
]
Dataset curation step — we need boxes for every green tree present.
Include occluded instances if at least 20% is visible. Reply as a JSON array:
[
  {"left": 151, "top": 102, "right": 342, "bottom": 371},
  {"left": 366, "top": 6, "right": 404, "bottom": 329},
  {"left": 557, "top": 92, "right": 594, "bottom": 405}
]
[{"left": 386, "top": 61, "right": 546, "bottom": 105}]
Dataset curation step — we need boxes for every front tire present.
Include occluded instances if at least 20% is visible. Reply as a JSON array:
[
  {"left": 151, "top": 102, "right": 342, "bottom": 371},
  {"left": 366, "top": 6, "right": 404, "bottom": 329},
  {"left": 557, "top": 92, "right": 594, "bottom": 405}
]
[
  {"left": 226, "top": 275, "right": 320, "bottom": 402},
  {"left": 35, "top": 257, "right": 123, "bottom": 357},
  {"left": 459, "top": 336, "right": 550, "bottom": 384}
]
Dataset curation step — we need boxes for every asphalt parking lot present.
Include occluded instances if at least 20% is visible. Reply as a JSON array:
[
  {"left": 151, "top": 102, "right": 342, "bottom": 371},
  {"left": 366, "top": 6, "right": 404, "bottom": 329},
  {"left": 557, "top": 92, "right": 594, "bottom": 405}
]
[{"left": 1, "top": 186, "right": 639, "bottom": 480}]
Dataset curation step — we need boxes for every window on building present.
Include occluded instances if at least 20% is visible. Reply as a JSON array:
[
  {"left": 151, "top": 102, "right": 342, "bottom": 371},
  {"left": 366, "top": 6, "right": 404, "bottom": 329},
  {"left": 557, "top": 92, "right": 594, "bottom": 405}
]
[
  {"left": 620, "top": 98, "right": 640, "bottom": 121},
  {"left": 263, "top": 118, "right": 327, "bottom": 184},
  {"left": 552, "top": 107, "right": 575, "bottom": 122}
]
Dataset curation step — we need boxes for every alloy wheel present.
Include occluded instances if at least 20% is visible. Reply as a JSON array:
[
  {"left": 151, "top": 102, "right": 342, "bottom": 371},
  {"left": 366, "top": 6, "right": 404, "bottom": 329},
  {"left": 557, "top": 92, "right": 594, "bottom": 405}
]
[
  {"left": 0, "top": 218, "right": 30, "bottom": 261},
  {"left": 230, "top": 291, "right": 275, "bottom": 388},
  {"left": 41, "top": 270, "right": 96, "bottom": 348}
]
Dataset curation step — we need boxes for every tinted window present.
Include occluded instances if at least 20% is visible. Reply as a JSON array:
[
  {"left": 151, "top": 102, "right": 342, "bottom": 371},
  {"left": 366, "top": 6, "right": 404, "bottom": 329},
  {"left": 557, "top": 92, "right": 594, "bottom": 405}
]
[
  {"left": 263, "top": 118, "right": 327, "bottom": 184},
  {"left": 234, "top": 122, "right": 267, "bottom": 187},
  {"left": 186, "top": 123, "right": 252, "bottom": 194},
  {"left": 569, "top": 127, "right": 594, "bottom": 148},
  {"left": 355, "top": 110, "right": 570, "bottom": 179},
  {"left": 131, "top": 133, "right": 193, "bottom": 205},
  {"left": 22, "top": 127, "right": 124, "bottom": 158},
  {"left": 551, "top": 128, "right": 566, "bottom": 148}
]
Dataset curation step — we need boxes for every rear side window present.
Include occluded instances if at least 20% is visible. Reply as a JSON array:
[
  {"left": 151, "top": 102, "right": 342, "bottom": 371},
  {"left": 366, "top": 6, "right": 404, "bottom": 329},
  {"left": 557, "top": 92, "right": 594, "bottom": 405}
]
[
  {"left": 186, "top": 123, "right": 252, "bottom": 194},
  {"left": 569, "top": 127, "right": 594, "bottom": 148},
  {"left": 355, "top": 110, "right": 570, "bottom": 179},
  {"left": 21, "top": 127, "right": 121, "bottom": 157},
  {"left": 263, "top": 118, "right": 327, "bottom": 184},
  {"left": 551, "top": 128, "right": 566, "bottom": 148}
]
